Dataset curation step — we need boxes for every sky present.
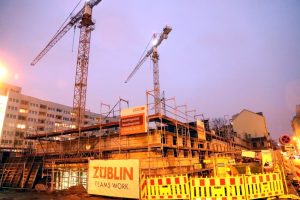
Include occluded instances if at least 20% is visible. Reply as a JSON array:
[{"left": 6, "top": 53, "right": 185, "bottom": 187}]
[{"left": 0, "top": 0, "right": 299, "bottom": 140}]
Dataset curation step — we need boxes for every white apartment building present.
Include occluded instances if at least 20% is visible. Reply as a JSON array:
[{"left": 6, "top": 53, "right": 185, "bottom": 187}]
[{"left": 0, "top": 82, "right": 101, "bottom": 150}]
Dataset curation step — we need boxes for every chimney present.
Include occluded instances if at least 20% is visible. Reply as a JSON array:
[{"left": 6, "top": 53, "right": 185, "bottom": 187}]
[{"left": 256, "top": 112, "right": 263, "bottom": 116}]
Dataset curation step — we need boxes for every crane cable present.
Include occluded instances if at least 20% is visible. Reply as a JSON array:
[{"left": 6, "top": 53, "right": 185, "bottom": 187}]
[
  {"left": 55, "top": 0, "right": 82, "bottom": 52},
  {"left": 137, "top": 34, "right": 156, "bottom": 66},
  {"left": 132, "top": 33, "right": 158, "bottom": 80},
  {"left": 49, "top": 0, "right": 82, "bottom": 43},
  {"left": 57, "top": 0, "right": 82, "bottom": 34},
  {"left": 72, "top": 25, "right": 77, "bottom": 52}
]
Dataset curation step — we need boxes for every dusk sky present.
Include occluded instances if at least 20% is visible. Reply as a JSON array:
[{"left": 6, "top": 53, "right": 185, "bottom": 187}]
[{"left": 0, "top": 0, "right": 299, "bottom": 139}]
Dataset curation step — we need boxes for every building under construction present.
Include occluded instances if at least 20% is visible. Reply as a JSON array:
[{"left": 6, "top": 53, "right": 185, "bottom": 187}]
[
  {"left": 0, "top": 90, "right": 257, "bottom": 191},
  {"left": 0, "top": 1, "right": 271, "bottom": 194}
]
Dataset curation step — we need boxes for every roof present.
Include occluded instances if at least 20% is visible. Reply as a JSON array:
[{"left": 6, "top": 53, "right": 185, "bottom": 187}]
[{"left": 232, "top": 109, "right": 264, "bottom": 121}]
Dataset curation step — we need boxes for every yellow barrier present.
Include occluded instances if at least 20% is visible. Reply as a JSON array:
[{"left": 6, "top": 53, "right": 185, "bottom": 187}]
[
  {"left": 141, "top": 172, "right": 285, "bottom": 200},
  {"left": 244, "top": 173, "right": 284, "bottom": 199},
  {"left": 140, "top": 173, "right": 147, "bottom": 199},
  {"left": 145, "top": 175, "right": 190, "bottom": 199},
  {"left": 283, "top": 157, "right": 292, "bottom": 174},
  {"left": 190, "top": 176, "right": 246, "bottom": 200}
]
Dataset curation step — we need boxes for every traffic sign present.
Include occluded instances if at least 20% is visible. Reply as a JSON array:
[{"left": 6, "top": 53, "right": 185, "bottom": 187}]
[{"left": 279, "top": 135, "right": 291, "bottom": 145}]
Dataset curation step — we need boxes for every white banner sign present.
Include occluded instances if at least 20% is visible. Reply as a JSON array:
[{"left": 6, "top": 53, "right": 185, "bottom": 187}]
[
  {"left": 261, "top": 150, "right": 273, "bottom": 166},
  {"left": 88, "top": 159, "right": 140, "bottom": 199},
  {"left": 120, "top": 105, "right": 147, "bottom": 135},
  {"left": 196, "top": 120, "right": 206, "bottom": 141},
  {"left": 241, "top": 150, "right": 256, "bottom": 158}
]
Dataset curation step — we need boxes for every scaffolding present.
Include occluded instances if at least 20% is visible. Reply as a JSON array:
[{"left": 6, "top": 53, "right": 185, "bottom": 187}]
[{"left": 20, "top": 92, "right": 252, "bottom": 189}]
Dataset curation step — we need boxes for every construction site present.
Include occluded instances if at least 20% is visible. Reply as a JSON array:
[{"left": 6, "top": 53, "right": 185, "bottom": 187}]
[{"left": 0, "top": 0, "right": 300, "bottom": 200}]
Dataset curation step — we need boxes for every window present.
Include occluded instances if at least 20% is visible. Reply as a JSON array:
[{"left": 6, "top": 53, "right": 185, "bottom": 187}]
[
  {"left": 183, "top": 138, "right": 186, "bottom": 146},
  {"left": 192, "top": 151, "right": 196, "bottom": 157},
  {"left": 191, "top": 140, "right": 194, "bottom": 147},
  {"left": 38, "top": 119, "right": 45, "bottom": 124},
  {"left": 40, "top": 104, "right": 47, "bottom": 109},
  {"left": 162, "top": 148, "right": 168, "bottom": 157},
  {"left": 20, "top": 100, "right": 28, "bottom": 105},
  {"left": 38, "top": 126, "right": 44, "bottom": 131},
  {"left": 16, "top": 124, "right": 26, "bottom": 129},
  {"left": 39, "top": 112, "right": 46, "bottom": 116},
  {"left": 173, "top": 136, "right": 177, "bottom": 145},
  {"left": 15, "top": 131, "right": 24, "bottom": 137},
  {"left": 161, "top": 134, "right": 166, "bottom": 144},
  {"left": 206, "top": 143, "right": 210, "bottom": 149},
  {"left": 19, "top": 108, "right": 28, "bottom": 113},
  {"left": 18, "top": 116, "right": 26, "bottom": 121},
  {"left": 184, "top": 150, "right": 188, "bottom": 158},
  {"left": 14, "top": 140, "right": 23, "bottom": 146},
  {"left": 173, "top": 149, "right": 178, "bottom": 157}
]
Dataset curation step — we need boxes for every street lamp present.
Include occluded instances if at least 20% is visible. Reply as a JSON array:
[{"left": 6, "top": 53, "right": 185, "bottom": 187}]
[{"left": 0, "top": 65, "right": 7, "bottom": 80}]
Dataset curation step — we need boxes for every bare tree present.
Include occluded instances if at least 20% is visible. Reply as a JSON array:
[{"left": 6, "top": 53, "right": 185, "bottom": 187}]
[
  {"left": 210, "top": 117, "right": 227, "bottom": 130},
  {"left": 210, "top": 117, "right": 234, "bottom": 141}
]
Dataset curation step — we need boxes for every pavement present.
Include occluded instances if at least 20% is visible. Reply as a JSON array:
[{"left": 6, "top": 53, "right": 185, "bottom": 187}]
[
  {"left": 0, "top": 189, "right": 121, "bottom": 200},
  {"left": 286, "top": 174, "right": 300, "bottom": 197}
]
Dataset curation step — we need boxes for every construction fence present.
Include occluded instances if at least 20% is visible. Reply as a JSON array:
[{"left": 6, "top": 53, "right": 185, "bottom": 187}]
[{"left": 140, "top": 170, "right": 285, "bottom": 200}]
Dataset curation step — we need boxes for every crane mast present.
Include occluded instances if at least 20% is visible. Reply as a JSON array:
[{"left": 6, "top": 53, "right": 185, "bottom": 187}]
[
  {"left": 31, "top": 0, "right": 102, "bottom": 128},
  {"left": 125, "top": 25, "right": 172, "bottom": 114},
  {"left": 73, "top": 2, "right": 94, "bottom": 127},
  {"left": 152, "top": 46, "right": 160, "bottom": 114}
]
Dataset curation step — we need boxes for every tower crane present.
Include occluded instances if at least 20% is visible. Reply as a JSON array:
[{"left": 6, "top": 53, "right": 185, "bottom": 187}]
[
  {"left": 31, "top": 0, "right": 102, "bottom": 128},
  {"left": 124, "top": 25, "right": 172, "bottom": 114}
]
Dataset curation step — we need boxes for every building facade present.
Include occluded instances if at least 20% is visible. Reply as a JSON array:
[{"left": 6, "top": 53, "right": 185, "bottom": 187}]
[
  {"left": 232, "top": 109, "right": 271, "bottom": 149},
  {"left": 292, "top": 105, "right": 300, "bottom": 138},
  {"left": 0, "top": 82, "right": 100, "bottom": 150}
]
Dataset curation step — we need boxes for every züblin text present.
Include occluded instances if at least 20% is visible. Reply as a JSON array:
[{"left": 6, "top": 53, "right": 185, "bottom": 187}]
[{"left": 93, "top": 167, "right": 133, "bottom": 180}]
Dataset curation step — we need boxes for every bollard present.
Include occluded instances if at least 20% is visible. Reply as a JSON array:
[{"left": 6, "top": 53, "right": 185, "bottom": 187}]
[
  {"left": 273, "top": 164, "right": 280, "bottom": 173},
  {"left": 245, "top": 166, "right": 251, "bottom": 176}
]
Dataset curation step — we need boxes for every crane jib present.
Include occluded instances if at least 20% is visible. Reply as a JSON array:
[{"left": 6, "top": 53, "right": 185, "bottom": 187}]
[
  {"left": 30, "top": 0, "right": 104, "bottom": 66},
  {"left": 30, "top": 1, "right": 102, "bottom": 129},
  {"left": 124, "top": 25, "right": 172, "bottom": 84}
]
